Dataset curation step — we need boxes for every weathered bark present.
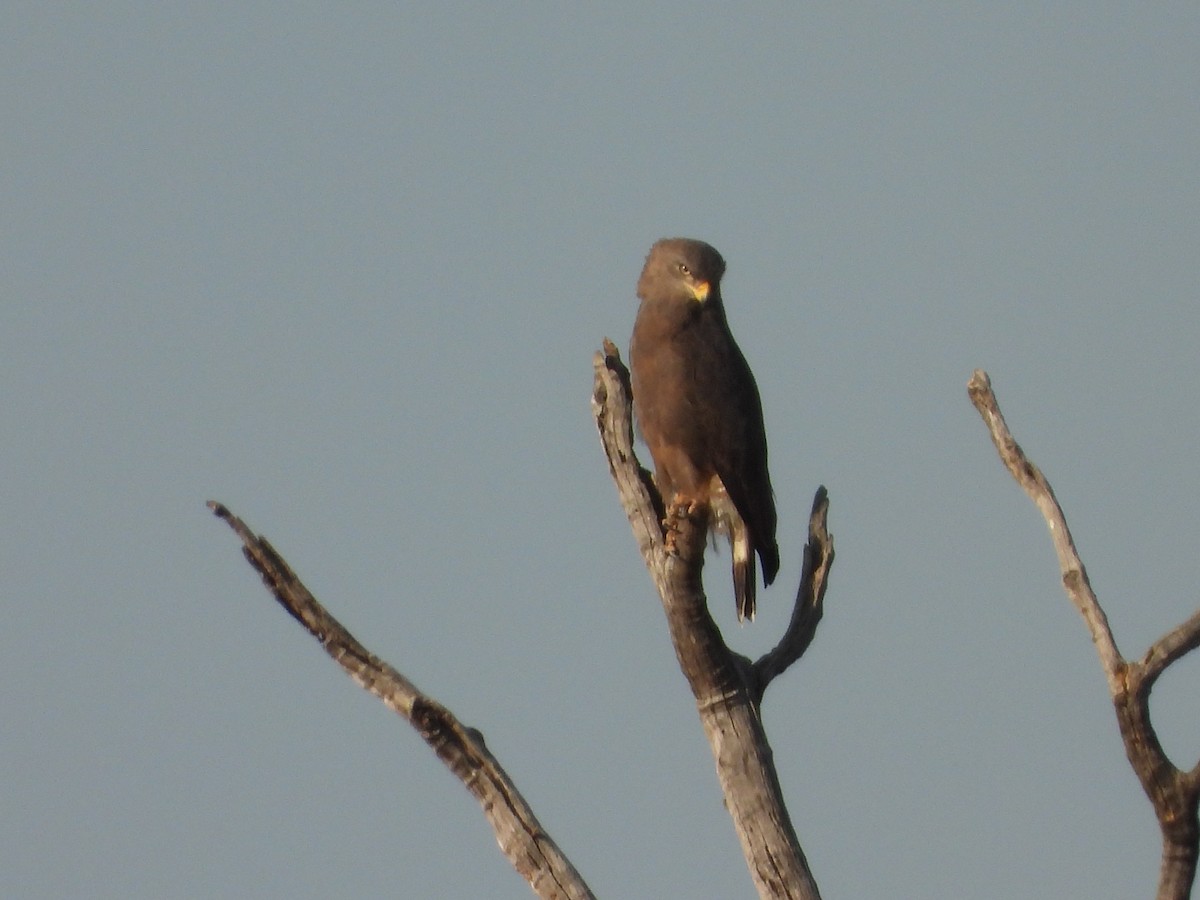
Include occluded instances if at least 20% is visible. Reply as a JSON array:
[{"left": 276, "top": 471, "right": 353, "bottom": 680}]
[
  {"left": 208, "top": 501, "right": 595, "bottom": 900},
  {"left": 968, "top": 370, "right": 1200, "bottom": 900},
  {"left": 593, "top": 340, "right": 832, "bottom": 900}
]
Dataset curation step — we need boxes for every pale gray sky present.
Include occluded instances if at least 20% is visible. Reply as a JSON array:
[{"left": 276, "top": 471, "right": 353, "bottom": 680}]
[{"left": 4, "top": 4, "right": 1199, "bottom": 898}]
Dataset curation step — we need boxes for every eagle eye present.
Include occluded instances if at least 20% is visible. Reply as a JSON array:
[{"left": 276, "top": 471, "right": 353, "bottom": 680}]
[{"left": 678, "top": 263, "right": 691, "bottom": 276}]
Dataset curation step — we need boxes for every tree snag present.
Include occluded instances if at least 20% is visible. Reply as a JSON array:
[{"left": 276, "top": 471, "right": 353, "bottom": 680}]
[
  {"left": 968, "top": 369, "right": 1200, "bottom": 900},
  {"left": 210, "top": 343, "right": 833, "bottom": 900},
  {"left": 593, "top": 340, "right": 833, "bottom": 900}
]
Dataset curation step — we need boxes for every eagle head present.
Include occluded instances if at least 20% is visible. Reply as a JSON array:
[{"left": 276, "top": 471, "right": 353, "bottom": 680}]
[{"left": 637, "top": 238, "right": 727, "bottom": 307}]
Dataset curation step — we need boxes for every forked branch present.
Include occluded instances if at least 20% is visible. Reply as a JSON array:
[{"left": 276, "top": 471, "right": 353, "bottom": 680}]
[
  {"left": 967, "top": 369, "right": 1200, "bottom": 900},
  {"left": 593, "top": 340, "right": 831, "bottom": 900},
  {"left": 754, "top": 487, "right": 834, "bottom": 703}
]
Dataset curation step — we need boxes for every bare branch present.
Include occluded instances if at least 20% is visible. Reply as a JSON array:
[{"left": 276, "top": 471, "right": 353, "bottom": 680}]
[
  {"left": 208, "top": 501, "right": 595, "bottom": 900},
  {"left": 754, "top": 487, "right": 834, "bottom": 701},
  {"left": 1140, "top": 607, "right": 1200, "bottom": 688},
  {"left": 967, "top": 371, "right": 1200, "bottom": 900},
  {"left": 966, "top": 370, "right": 1124, "bottom": 690},
  {"left": 594, "top": 344, "right": 824, "bottom": 900}
]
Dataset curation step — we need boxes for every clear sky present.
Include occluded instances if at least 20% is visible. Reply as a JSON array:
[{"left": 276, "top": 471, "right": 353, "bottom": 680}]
[{"left": 4, "top": 4, "right": 1199, "bottom": 898}]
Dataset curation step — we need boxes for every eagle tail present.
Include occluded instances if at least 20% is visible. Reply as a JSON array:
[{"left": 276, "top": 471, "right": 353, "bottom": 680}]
[{"left": 733, "top": 528, "right": 756, "bottom": 622}]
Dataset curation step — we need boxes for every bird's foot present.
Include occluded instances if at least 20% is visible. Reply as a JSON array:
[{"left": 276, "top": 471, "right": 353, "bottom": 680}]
[{"left": 663, "top": 497, "right": 701, "bottom": 555}]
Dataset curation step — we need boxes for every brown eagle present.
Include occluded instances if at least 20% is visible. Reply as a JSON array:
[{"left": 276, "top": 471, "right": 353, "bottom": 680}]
[{"left": 630, "top": 237, "right": 779, "bottom": 621}]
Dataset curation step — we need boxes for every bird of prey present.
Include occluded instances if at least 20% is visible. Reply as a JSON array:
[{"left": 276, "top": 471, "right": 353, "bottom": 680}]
[{"left": 629, "top": 237, "right": 779, "bottom": 621}]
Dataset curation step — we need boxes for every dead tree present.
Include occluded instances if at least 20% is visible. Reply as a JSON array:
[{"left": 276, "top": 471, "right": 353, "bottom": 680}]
[
  {"left": 212, "top": 356, "right": 1193, "bottom": 897},
  {"left": 969, "top": 370, "right": 1200, "bottom": 900},
  {"left": 209, "top": 343, "right": 834, "bottom": 899}
]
